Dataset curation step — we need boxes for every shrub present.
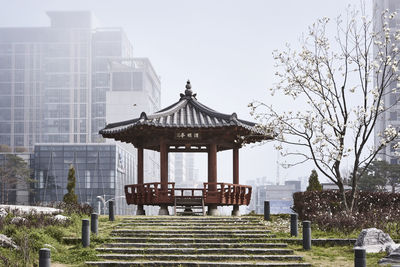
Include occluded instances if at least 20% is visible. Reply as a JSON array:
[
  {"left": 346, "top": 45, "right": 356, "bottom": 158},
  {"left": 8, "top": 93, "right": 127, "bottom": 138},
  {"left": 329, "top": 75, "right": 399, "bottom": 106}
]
[
  {"left": 52, "top": 202, "right": 93, "bottom": 216},
  {"left": 306, "top": 170, "right": 322, "bottom": 191},
  {"left": 63, "top": 165, "right": 78, "bottom": 205},
  {"left": 293, "top": 190, "right": 400, "bottom": 236}
]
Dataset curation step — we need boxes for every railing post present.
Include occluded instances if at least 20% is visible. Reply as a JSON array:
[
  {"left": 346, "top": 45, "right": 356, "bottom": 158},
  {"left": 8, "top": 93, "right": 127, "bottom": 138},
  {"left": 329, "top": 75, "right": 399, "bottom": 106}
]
[
  {"left": 39, "top": 248, "right": 51, "bottom": 267},
  {"left": 264, "top": 201, "right": 270, "bottom": 221},
  {"left": 82, "top": 219, "right": 90, "bottom": 247},
  {"left": 91, "top": 213, "right": 98, "bottom": 234},
  {"left": 302, "top": 220, "right": 311, "bottom": 250},
  {"left": 354, "top": 248, "right": 366, "bottom": 267},
  {"left": 290, "top": 213, "right": 298, "bottom": 237},
  {"left": 109, "top": 200, "right": 115, "bottom": 221}
]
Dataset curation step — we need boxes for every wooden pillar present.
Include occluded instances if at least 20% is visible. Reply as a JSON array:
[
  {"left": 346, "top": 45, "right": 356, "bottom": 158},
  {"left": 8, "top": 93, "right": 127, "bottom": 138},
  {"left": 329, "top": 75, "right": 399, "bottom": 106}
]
[
  {"left": 208, "top": 143, "right": 217, "bottom": 191},
  {"left": 137, "top": 147, "right": 144, "bottom": 184},
  {"left": 160, "top": 141, "right": 168, "bottom": 190},
  {"left": 233, "top": 148, "right": 239, "bottom": 184},
  {"left": 137, "top": 147, "right": 145, "bottom": 215},
  {"left": 232, "top": 148, "right": 240, "bottom": 216}
]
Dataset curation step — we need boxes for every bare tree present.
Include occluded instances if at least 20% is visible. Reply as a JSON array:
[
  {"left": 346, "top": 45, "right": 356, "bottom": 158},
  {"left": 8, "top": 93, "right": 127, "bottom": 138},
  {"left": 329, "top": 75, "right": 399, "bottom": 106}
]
[{"left": 250, "top": 6, "right": 400, "bottom": 212}]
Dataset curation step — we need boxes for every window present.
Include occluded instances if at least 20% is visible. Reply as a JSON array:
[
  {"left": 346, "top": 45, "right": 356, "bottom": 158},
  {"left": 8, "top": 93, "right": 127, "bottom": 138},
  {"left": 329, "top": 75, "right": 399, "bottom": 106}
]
[
  {"left": 0, "top": 56, "right": 11, "bottom": 69},
  {"left": 15, "top": 70, "right": 25, "bottom": 82},
  {"left": 112, "top": 72, "right": 131, "bottom": 91},
  {"left": 390, "top": 111, "right": 397, "bottom": 120},
  {"left": 15, "top": 83, "right": 24, "bottom": 95},
  {"left": 15, "top": 55, "right": 25, "bottom": 69},
  {"left": 15, "top": 109, "right": 24, "bottom": 120},
  {"left": 0, "top": 70, "right": 11, "bottom": 82},
  {"left": 14, "top": 96, "right": 24, "bottom": 108},
  {"left": 15, "top": 135, "right": 24, "bottom": 146},
  {"left": 0, "top": 96, "right": 11, "bottom": 108},
  {"left": 85, "top": 170, "right": 90, "bottom": 188},
  {"left": 14, "top": 122, "right": 24, "bottom": 133},
  {"left": 95, "top": 73, "right": 109, "bottom": 87},
  {"left": 132, "top": 72, "right": 143, "bottom": 91},
  {"left": 0, "top": 83, "right": 11, "bottom": 95}
]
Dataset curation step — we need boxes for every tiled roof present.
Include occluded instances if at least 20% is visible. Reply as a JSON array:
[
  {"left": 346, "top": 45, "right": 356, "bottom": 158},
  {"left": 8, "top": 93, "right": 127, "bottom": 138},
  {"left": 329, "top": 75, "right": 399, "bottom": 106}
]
[{"left": 100, "top": 81, "right": 273, "bottom": 139}]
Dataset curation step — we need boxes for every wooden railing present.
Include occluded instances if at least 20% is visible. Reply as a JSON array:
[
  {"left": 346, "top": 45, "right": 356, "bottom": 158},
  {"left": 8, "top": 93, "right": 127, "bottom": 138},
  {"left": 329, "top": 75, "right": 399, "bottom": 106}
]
[
  {"left": 203, "top": 183, "right": 252, "bottom": 205},
  {"left": 125, "top": 182, "right": 252, "bottom": 206},
  {"left": 125, "top": 182, "right": 175, "bottom": 205}
]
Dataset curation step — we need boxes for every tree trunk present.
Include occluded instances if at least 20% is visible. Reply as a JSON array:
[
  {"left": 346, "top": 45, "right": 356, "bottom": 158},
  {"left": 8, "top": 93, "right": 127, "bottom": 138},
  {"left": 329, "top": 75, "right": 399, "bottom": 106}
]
[{"left": 337, "top": 181, "right": 349, "bottom": 211}]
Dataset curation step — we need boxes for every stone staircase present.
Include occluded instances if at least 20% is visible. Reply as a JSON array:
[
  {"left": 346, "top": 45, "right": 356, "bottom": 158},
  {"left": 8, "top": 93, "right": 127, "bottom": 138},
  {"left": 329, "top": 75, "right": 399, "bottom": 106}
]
[{"left": 86, "top": 216, "right": 311, "bottom": 267}]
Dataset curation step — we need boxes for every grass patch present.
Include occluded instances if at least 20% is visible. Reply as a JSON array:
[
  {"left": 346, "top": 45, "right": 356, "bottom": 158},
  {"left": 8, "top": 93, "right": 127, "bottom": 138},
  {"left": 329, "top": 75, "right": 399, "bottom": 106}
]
[
  {"left": 0, "top": 205, "right": 121, "bottom": 266},
  {"left": 292, "top": 245, "right": 386, "bottom": 267}
]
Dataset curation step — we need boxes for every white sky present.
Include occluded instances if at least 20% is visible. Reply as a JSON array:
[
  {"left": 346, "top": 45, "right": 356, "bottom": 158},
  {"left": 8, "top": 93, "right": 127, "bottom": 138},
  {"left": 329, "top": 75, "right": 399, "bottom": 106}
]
[{"left": 0, "top": 0, "right": 372, "bottom": 185}]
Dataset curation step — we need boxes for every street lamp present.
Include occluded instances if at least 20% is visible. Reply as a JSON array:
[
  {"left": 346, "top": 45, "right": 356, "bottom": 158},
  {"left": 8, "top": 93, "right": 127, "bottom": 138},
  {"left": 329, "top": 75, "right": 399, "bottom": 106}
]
[{"left": 96, "top": 195, "right": 125, "bottom": 215}]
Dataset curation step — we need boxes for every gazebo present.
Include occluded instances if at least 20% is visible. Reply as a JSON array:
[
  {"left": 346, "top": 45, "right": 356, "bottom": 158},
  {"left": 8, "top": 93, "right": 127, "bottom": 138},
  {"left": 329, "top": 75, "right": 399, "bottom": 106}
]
[{"left": 99, "top": 81, "right": 273, "bottom": 215}]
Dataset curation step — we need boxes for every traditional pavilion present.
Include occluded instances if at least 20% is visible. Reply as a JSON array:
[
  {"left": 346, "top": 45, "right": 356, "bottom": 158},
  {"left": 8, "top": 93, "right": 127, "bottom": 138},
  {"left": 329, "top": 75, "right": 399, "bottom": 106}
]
[{"left": 99, "top": 81, "right": 273, "bottom": 215}]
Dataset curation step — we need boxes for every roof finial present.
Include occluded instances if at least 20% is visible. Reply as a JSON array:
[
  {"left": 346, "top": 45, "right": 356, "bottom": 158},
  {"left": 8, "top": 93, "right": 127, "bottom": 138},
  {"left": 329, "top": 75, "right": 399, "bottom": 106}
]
[{"left": 185, "top": 80, "right": 193, "bottom": 96}]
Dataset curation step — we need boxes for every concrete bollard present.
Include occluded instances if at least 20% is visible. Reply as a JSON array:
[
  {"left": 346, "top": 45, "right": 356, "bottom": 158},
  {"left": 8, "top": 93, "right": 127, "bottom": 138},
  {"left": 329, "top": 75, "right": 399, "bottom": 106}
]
[
  {"left": 354, "top": 248, "right": 366, "bottom": 267},
  {"left": 91, "top": 213, "right": 98, "bottom": 234},
  {"left": 302, "top": 220, "right": 311, "bottom": 250},
  {"left": 264, "top": 201, "right": 270, "bottom": 221},
  {"left": 82, "top": 219, "right": 90, "bottom": 247},
  {"left": 39, "top": 248, "right": 51, "bottom": 267},
  {"left": 290, "top": 213, "right": 298, "bottom": 237},
  {"left": 109, "top": 200, "right": 115, "bottom": 221}
]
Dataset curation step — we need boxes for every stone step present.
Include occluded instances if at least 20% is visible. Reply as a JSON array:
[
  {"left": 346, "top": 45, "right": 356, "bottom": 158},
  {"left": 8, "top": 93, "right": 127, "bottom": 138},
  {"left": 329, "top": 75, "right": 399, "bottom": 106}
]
[
  {"left": 121, "top": 216, "right": 261, "bottom": 221},
  {"left": 117, "top": 222, "right": 264, "bottom": 227},
  {"left": 112, "top": 229, "right": 270, "bottom": 234},
  {"left": 86, "top": 260, "right": 312, "bottom": 266},
  {"left": 116, "top": 225, "right": 270, "bottom": 230},
  {"left": 110, "top": 237, "right": 281, "bottom": 243},
  {"left": 96, "top": 247, "right": 294, "bottom": 255},
  {"left": 96, "top": 254, "right": 304, "bottom": 262},
  {"left": 110, "top": 232, "right": 276, "bottom": 238},
  {"left": 103, "top": 242, "right": 288, "bottom": 248}
]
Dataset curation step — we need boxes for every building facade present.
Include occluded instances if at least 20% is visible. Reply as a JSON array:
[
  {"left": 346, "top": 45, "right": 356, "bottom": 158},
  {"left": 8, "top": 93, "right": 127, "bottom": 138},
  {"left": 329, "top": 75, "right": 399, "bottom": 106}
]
[
  {"left": 247, "top": 180, "right": 301, "bottom": 214},
  {"left": 373, "top": 0, "right": 400, "bottom": 163},
  {"left": 0, "top": 11, "right": 164, "bottom": 209},
  {"left": 32, "top": 143, "right": 136, "bottom": 215},
  {"left": 0, "top": 11, "right": 135, "bottom": 151}
]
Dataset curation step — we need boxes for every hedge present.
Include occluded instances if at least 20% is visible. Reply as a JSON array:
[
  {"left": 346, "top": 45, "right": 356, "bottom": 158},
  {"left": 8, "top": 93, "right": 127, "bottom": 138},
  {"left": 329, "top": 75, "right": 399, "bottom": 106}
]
[{"left": 292, "top": 190, "right": 400, "bottom": 234}]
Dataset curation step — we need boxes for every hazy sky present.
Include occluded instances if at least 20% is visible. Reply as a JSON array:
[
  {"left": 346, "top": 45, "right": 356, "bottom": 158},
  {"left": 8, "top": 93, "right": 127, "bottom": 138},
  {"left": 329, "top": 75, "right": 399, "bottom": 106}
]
[{"left": 0, "top": 0, "right": 371, "bottom": 185}]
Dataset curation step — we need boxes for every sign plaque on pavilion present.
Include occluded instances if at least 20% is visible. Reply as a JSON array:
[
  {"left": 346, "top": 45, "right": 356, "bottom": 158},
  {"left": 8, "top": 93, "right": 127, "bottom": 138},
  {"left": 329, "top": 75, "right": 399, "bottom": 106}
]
[{"left": 99, "top": 81, "right": 273, "bottom": 216}]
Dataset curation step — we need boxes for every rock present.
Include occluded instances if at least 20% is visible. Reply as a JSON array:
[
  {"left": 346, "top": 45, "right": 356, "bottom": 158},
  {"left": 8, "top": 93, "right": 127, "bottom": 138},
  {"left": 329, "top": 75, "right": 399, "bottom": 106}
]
[
  {"left": 379, "top": 246, "right": 400, "bottom": 265},
  {"left": 0, "top": 205, "right": 62, "bottom": 215},
  {"left": 354, "top": 228, "right": 398, "bottom": 253},
  {"left": 0, "top": 234, "right": 19, "bottom": 249},
  {"left": 10, "top": 216, "right": 26, "bottom": 224},
  {"left": 53, "top": 214, "right": 69, "bottom": 223},
  {"left": 0, "top": 208, "right": 8, "bottom": 218}
]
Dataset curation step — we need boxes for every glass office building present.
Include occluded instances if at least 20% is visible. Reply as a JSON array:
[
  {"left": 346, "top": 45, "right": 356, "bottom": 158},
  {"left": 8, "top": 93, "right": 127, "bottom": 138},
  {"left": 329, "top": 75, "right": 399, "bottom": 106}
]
[
  {"left": 32, "top": 143, "right": 136, "bottom": 215},
  {"left": 0, "top": 11, "right": 135, "bottom": 151},
  {"left": 373, "top": 0, "right": 400, "bottom": 163}
]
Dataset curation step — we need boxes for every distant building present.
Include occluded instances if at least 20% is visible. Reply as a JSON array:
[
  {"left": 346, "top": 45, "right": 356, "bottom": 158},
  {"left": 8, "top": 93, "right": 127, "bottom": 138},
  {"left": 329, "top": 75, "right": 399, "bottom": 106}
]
[
  {"left": 248, "top": 180, "right": 302, "bottom": 214},
  {"left": 31, "top": 143, "right": 136, "bottom": 215},
  {"left": 373, "top": 0, "right": 400, "bottom": 163},
  {"left": 0, "top": 11, "right": 136, "bottom": 151},
  {"left": 321, "top": 183, "right": 351, "bottom": 191},
  {"left": 107, "top": 57, "right": 161, "bottom": 182},
  {"left": 0, "top": 11, "right": 164, "bottom": 206}
]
